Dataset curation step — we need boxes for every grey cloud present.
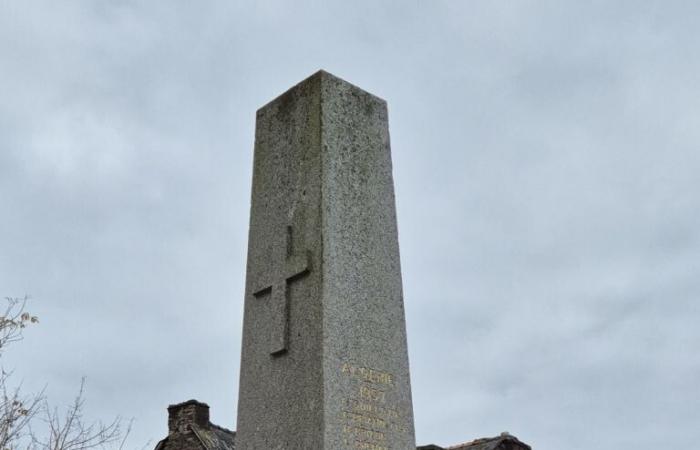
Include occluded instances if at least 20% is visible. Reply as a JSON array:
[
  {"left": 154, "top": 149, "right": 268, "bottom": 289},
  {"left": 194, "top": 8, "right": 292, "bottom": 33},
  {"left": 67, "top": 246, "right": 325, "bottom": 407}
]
[{"left": 1, "top": 1, "right": 698, "bottom": 449}]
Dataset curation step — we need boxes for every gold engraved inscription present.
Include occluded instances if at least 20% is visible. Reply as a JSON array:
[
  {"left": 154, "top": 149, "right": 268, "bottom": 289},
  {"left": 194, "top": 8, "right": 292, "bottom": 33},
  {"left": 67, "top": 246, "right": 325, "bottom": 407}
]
[
  {"left": 342, "top": 364, "right": 394, "bottom": 386},
  {"left": 340, "top": 363, "right": 402, "bottom": 449},
  {"left": 359, "top": 385, "right": 386, "bottom": 403}
]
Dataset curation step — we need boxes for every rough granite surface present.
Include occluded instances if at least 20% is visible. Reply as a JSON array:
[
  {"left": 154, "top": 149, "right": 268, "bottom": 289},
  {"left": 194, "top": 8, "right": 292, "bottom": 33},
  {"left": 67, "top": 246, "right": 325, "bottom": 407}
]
[{"left": 236, "top": 71, "right": 416, "bottom": 450}]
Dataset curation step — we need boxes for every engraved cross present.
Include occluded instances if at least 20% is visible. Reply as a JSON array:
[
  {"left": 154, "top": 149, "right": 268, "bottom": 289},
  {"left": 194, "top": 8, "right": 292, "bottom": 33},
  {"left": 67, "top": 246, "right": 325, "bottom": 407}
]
[{"left": 253, "top": 225, "right": 310, "bottom": 356}]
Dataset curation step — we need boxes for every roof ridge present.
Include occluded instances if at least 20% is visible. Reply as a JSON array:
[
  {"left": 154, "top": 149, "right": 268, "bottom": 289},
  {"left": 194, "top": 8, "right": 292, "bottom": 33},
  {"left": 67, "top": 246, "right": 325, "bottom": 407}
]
[
  {"left": 209, "top": 423, "right": 236, "bottom": 434},
  {"left": 190, "top": 425, "right": 209, "bottom": 449},
  {"left": 445, "top": 433, "right": 526, "bottom": 449}
]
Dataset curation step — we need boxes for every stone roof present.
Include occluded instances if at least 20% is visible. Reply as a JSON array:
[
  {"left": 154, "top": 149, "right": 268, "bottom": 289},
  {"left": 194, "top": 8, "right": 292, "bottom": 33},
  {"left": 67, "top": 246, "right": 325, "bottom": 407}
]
[
  {"left": 154, "top": 400, "right": 235, "bottom": 450},
  {"left": 447, "top": 433, "right": 531, "bottom": 450},
  {"left": 419, "top": 433, "right": 531, "bottom": 450},
  {"left": 154, "top": 424, "right": 235, "bottom": 450},
  {"left": 190, "top": 424, "right": 236, "bottom": 450}
]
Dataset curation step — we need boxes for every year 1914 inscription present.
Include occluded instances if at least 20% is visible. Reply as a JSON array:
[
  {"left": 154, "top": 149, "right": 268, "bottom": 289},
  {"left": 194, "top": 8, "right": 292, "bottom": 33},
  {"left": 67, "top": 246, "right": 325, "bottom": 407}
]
[{"left": 340, "top": 363, "right": 407, "bottom": 450}]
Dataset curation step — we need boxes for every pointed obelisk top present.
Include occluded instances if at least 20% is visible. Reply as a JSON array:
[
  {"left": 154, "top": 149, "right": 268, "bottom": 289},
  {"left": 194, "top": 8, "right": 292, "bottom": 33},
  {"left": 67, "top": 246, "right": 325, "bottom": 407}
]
[{"left": 257, "top": 69, "right": 387, "bottom": 113}]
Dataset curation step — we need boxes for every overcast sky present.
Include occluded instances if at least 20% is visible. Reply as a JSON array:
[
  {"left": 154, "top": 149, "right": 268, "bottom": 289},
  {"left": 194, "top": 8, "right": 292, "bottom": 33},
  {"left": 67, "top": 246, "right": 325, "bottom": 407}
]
[{"left": 1, "top": 1, "right": 699, "bottom": 449}]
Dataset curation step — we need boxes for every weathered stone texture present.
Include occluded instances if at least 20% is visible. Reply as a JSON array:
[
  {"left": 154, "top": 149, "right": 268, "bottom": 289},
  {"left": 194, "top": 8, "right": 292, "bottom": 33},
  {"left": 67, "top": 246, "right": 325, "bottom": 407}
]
[
  {"left": 236, "top": 71, "right": 416, "bottom": 450},
  {"left": 417, "top": 433, "right": 532, "bottom": 450},
  {"left": 155, "top": 400, "right": 235, "bottom": 450},
  {"left": 320, "top": 74, "right": 415, "bottom": 450},
  {"left": 236, "top": 72, "right": 325, "bottom": 450}
]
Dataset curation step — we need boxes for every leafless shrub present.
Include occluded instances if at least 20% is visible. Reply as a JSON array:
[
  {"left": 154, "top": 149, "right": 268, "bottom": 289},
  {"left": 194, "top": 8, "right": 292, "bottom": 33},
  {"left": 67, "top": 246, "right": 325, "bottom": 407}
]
[{"left": 32, "top": 378, "right": 131, "bottom": 450}]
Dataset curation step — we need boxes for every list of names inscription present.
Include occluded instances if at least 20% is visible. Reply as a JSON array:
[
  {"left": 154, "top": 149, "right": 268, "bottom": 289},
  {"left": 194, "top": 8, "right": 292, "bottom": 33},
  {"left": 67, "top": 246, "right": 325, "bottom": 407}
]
[{"left": 340, "top": 363, "right": 408, "bottom": 450}]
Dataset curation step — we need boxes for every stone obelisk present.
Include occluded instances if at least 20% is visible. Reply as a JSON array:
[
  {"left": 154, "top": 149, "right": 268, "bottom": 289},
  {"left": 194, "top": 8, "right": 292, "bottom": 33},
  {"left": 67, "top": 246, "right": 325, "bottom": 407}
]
[{"left": 236, "top": 71, "right": 415, "bottom": 450}]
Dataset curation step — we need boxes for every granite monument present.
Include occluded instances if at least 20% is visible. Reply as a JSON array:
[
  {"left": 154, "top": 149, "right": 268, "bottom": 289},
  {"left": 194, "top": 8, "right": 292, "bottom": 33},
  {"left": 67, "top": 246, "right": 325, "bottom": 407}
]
[{"left": 235, "top": 70, "right": 416, "bottom": 449}]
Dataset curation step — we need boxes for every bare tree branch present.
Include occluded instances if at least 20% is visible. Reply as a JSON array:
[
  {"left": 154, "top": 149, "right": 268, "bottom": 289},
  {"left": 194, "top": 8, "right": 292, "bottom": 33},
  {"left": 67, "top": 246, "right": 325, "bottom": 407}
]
[
  {"left": 32, "top": 380, "right": 129, "bottom": 450},
  {"left": 0, "top": 373, "right": 44, "bottom": 450},
  {"left": 0, "top": 296, "right": 38, "bottom": 353},
  {"left": 0, "top": 297, "right": 132, "bottom": 450}
]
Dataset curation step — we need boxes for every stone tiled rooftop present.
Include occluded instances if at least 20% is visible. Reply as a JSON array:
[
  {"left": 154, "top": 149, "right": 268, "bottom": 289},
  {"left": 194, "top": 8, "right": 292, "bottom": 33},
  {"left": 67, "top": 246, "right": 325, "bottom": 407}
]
[
  {"left": 154, "top": 400, "right": 235, "bottom": 450},
  {"left": 419, "top": 432, "right": 531, "bottom": 450}
]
